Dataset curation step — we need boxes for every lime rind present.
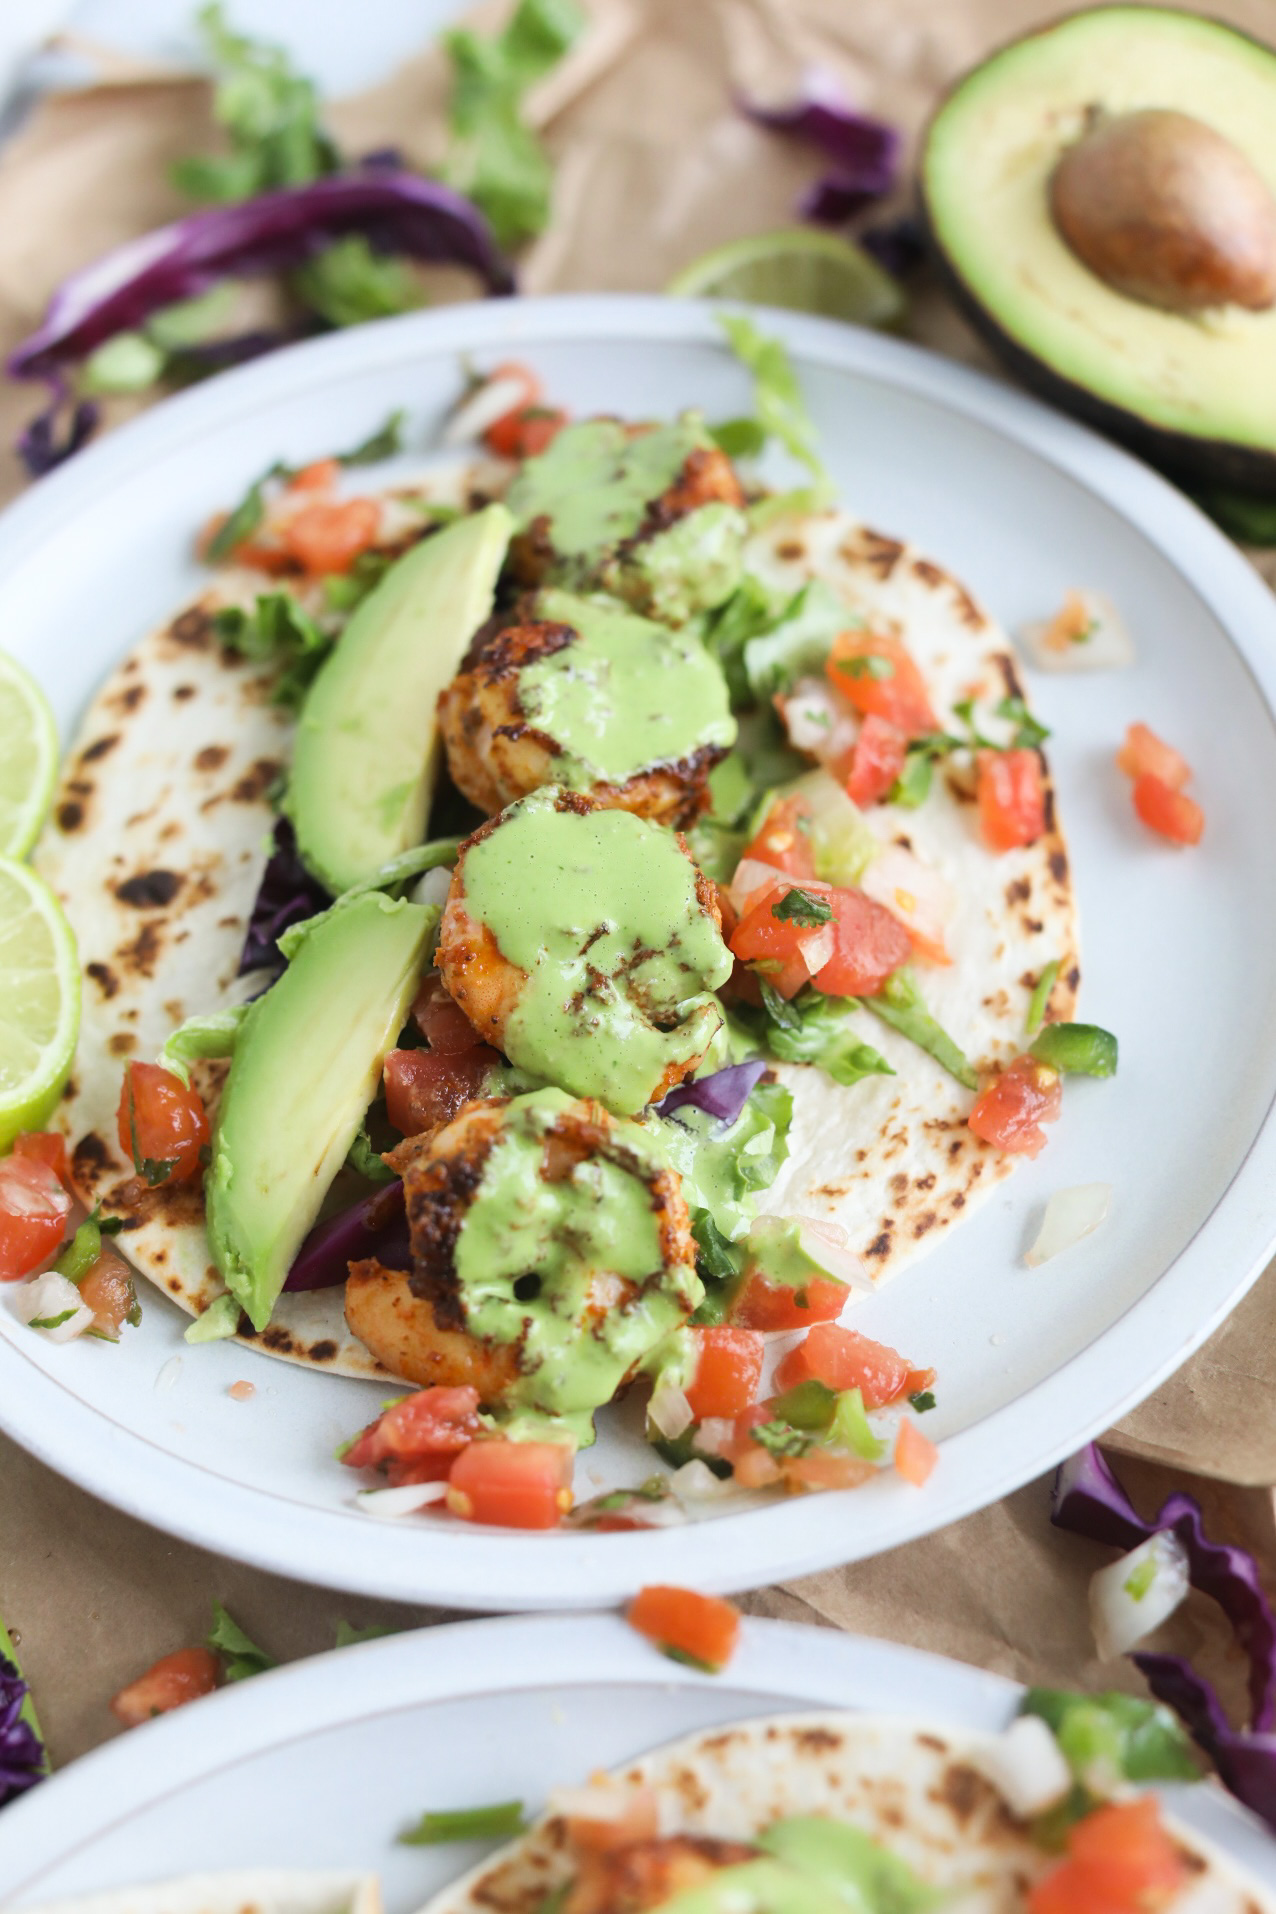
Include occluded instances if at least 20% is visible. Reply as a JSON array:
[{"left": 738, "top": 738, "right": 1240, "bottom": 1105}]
[
  {"left": 667, "top": 227, "right": 906, "bottom": 331},
  {"left": 0, "top": 651, "right": 59, "bottom": 860},
  {"left": 0, "top": 856, "right": 80, "bottom": 1152}
]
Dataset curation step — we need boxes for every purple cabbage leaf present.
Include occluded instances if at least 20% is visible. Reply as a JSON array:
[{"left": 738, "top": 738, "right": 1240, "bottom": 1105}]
[
  {"left": 740, "top": 67, "right": 899, "bottom": 226},
  {"left": 1053, "top": 1443, "right": 1276, "bottom": 1829},
  {"left": 0, "top": 1644, "right": 47, "bottom": 1809},
  {"left": 656, "top": 1059, "right": 766, "bottom": 1127},
  {"left": 16, "top": 383, "right": 100, "bottom": 478},
  {"left": 285, "top": 1178, "right": 408, "bottom": 1292},
  {"left": 238, "top": 818, "right": 330, "bottom": 979}
]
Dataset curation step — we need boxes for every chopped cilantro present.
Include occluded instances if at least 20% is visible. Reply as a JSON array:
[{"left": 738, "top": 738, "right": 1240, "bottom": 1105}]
[
  {"left": 908, "top": 1390, "right": 936, "bottom": 1413},
  {"left": 771, "top": 887, "right": 833, "bottom": 927}
]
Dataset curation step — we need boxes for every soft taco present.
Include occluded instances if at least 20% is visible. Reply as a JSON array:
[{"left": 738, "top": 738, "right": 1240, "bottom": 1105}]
[
  {"left": 25, "top": 325, "right": 1098, "bottom": 1523},
  {"left": 417, "top": 1705, "right": 1274, "bottom": 1914}
]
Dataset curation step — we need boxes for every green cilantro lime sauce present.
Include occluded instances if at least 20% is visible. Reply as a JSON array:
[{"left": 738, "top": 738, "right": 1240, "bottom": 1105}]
[
  {"left": 508, "top": 417, "right": 710, "bottom": 559},
  {"left": 521, "top": 589, "right": 735, "bottom": 788},
  {"left": 741, "top": 1215, "right": 829, "bottom": 1288},
  {"left": 624, "top": 504, "right": 745, "bottom": 623},
  {"left": 645, "top": 1817, "right": 937, "bottom": 1913},
  {"left": 453, "top": 1088, "right": 701, "bottom": 1437},
  {"left": 648, "top": 1085, "right": 791, "bottom": 1244},
  {"left": 459, "top": 789, "right": 732, "bottom": 1115}
]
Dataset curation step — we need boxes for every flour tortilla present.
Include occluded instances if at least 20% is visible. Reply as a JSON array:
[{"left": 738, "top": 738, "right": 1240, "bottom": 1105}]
[
  {"left": 36, "top": 486, "right": 1076, "bottom": 1378},
  {"left": 419, "top": 1713, "right": 1272, "bottom": 1914},
  {"left": 26, "top": 1870, "right": 382, "bottom": 1914}
]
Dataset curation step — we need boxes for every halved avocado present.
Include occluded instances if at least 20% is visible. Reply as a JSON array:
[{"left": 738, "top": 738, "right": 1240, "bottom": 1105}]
[{"left": 921, "top": 7, "right": 1276, "bottom": 492}]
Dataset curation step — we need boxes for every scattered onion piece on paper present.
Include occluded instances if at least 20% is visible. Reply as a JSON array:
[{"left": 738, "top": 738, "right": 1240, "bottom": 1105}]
[
  {"left": 1026, "top": 1183, "right": 1112, "bottom": 1267},
  {"left": 1019, "top": 589, "right": 1134, "bottom": 673},
  {"left": 1090, "top": 1530, "right": 1191, "bottom": 1661}
]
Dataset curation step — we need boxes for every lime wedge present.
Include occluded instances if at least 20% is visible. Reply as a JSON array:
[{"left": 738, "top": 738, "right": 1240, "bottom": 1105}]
[
  {"left": 668, "top": 228, "right": 906, "bottom": 330},
  {"left": 0, "top": 858, "right": 80, "bottom": 1151},
  {"left": 0, "top": 652, "right": 58, "bottom": 859}
]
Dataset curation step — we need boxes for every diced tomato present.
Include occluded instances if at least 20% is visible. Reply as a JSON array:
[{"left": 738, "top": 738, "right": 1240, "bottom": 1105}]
[
  {"left": 79, "top": 1251, "right": 137, "bottom": 1337},
  {"left": 731, "top": 1272, "right": 848, "bottom": 1332},
  {"left": 1029, "top": 1799, "right": 1183, "bottom": 1914},
  {"left": 382, "top": 1046, "right": 498, "bottom": 1137},
  {"left": 627, "top": 1585, "right": 740, "bottom": 1672},
  {"left": 446, "top": 1439, "right": 575, "bottom": 1529},
  {"left": 728, "top": 880, "right": 835, "bottom": 1000},
  {"left": 288, "top": 457, "right": 339, "bottom": 494},
  {"left": 773, "top": 1323, "right": 924, "bottom": 1408},
  {"left": 811, "top": 887, "right": 911, "bottom": 998},
  {"left": 846, "top": 714, "right": 908, "bottom": 807},
  {"left": 564, "top": 1787, "right": 660, "bottom": 1854},
  {"left": 228, "top": 537, "right": 295, "bottom": 576},
  {"left": 1132, "top": 774, "right": 1204, "bottom": 846},
  {"left": 110, "top": 1647, "right": 219, "bottom": 1727},
  {"left": 826, "top": 633, "right": 938, "bottom": 738},
  {"left": 486, "top": 406, "right": 569, "bottom": 460},
  {"left": 412, "top": 975, "right": 482, "bottom": 1055},
  {"left": 12, "top": 1131, "right": 71, "bottom": 1189},
  {"left": 976, "top": 748, "right": 1046, "bottom": 852},
  {"left": 342, "top": 1385, "right": 482, "bottom": 1485},
  {"left": 1116, "top": 722, "right": 1190, "bottom": 790},
  {"left": 740, "top": 796, "right": 818, "bottom": 880},
  {"left": 894, "top": 1418, "right": 939, "bottom": 1486},
  {"left": 968, "top": 1055, "right": 1062, "bottom": 1157},
  {"left": 0, "top": 1155, "right": 72, "bottom": 1281},
  {"left": 783, "top": 1449, "right": 877, "bottom": 1492},
  {"left": 116, "top": 1062, "right": 210, "bottom": 1185},
  {"left": 281, "top": 497, "right": 380, "bottom": 575},
  {"left": 684, "top": 1326, "right": 764, "bottom": 1420},
  {"left": 478, "top": 361, "right": 542, "bottom": 447}
]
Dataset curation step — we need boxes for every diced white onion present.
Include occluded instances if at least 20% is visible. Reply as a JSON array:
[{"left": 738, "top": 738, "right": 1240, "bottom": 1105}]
[
  {"left": 785, "top": 768, "right": 878, "bottom": 883},
  {"left": 970, "top": 1716, "right": 1073, "bottom": 1819},
  {"left": 860, "top": 841, "right": 953, "bottom": 955},
  {"left": 355, "top": 1481, "right": 449, "bottom": 1519},
  {"left": 776, "top": 676, "right": 858, "bottom": 764},
  {"left": 694, "top": 1417, "right": 737, "bottom": 1458},
  {"left": 547, "top": 1779, "right": 643, "bottom": 1823},
  {"left": 648, "top": 1382, "right": 694, "bottom": 1441},
  {"left": 441, "top": 374, "right": 529, "bottom": 446},
  {"left": 1089, "top": 1529, "right": 1190, "bottom": 1661},
  {"left": 1025, "top": 1184, "right": 1112, "bottom": 1268},
  {"left": 795, "top": 1218, "right": 870, "bottom": 1294},
  {"left": 798, "top": 923, "right": 836, "bottom": 976},
  {"left": 668, "top": 1459, "right": 743, "bottom": 1502},
  {"left": 728, "top": 858, "right": 789, "bottom": 915},
  {"left": 12, "top": 1272, "right": 94, "bottom": 1343},
  {"left": 409, "top": 865, "right": 454, "bottom": 910},
  {"left": 1018, "top": 589, "right": 1134, "bottom": 673}
]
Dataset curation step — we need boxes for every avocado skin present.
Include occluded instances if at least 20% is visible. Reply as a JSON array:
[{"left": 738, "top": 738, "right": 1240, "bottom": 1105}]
[
  {"left": 922, "top": 209, "right": 1276, "bottom": 496},
  {"left": 919, "top": 8, "right": 1276, "bottom": 497}
]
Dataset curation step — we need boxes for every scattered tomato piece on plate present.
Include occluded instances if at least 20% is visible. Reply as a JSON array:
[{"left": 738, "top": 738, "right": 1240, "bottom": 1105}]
[
  {"left": 684, "top": 1326, "right": 764, "bottom": 1420},
  {"left": 1132, "top": 773, "right": 1204, "bottom": 846},
  {"left": 447, "top": 1440, "right": 574, "bottom": 1529},
  {"left": 968, "top": 1056, "right": 1062, "bottom": 1157},
  {"left": 774, "top": 1323, "right": 931, "bottom": 1408},
  {"left": 894, "top": 1418, "right": 939, "bottom": 1487},
  {"left": 1116, "top": 722, "right": 1190, "bottom": 789},
  {"left": 627, "top": 1585, "right": 741, "bottom": 1673},
  {"left": 110, "top": 1646, "right": 220, "bottom": 1727},
  {"left": 342, "top": 1385, "right": 482, "bottom": 1486}
]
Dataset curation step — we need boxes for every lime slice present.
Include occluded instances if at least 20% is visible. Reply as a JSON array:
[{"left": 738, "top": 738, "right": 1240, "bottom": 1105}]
[
  {"left": 0, "top": 858, "right": 80, "bottom": 1150},
  {"left": 0, "top": 652, "right": 58, "bottom": 859},
  {"left": 668, "top": 228, "right": 906, "bottom": 330}
]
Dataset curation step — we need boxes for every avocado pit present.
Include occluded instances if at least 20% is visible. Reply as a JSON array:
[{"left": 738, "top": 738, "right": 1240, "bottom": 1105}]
[{"left": 1050, "top": 107, "right": 1276, "bottom": 313}]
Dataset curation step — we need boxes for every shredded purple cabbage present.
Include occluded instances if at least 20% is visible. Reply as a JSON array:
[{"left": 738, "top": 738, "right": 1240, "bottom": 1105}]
[
  {"left": 859, "top": 215, "right": 927, "bottom": 280},
  {"left": 170, "top": 327, "right": 294, "bottom": 377},
  {"left": 9, "top": 171, "right": 514, "bottom": 387},
  {"left": 1053, "top": 1443, "right": 1276, "bottom": 1829},
  {"left": 16, "top": 384, "right": 100, "bottom": 478},
  {"left": 740, "top": 69, "right": 899, "bottom": 227},
  {"left": 238, "top": 819, "right": 330, "bottom": 979},
  {"left": 656, "top": 1059, "right": 766, "bottom": 1127},
  {"left": 1053, "top": 1444, "right": 1276, "bottom": 1730},
  {"left": 0, "top": 1656, "right": 46, "bottom": 1808},
  {"left": 285, "top": 1179, "right": 409, "bottom": 1292}
]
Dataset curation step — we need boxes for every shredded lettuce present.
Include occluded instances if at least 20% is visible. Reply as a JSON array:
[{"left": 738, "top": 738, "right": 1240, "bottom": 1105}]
[
  {"left": 718, "top": 313, "right": 832, "bottom": 494},
  {"left": 752, "top": 989, "right": 894, "bottom": 1091},
  {"left": 214, "top": 593, "right": 332, "bottom": 709},
  {"left": 207, "top": 1601, "right": 276, "bottom": 1681},
  {"left": 741, "top": 578, "right": 851, "bottom": 701},
  {"left": 158, "top": 1006, "right": 250, "bottom": 1087},
  {"left": 442, "top": 0, "right": 584, "bottom": 248},
  {"left": 863, "top": 968, "right": 977, "bottom": 1091},
  {"left": 401, "top": 1800, "right": 529, "bottom": 1846}
]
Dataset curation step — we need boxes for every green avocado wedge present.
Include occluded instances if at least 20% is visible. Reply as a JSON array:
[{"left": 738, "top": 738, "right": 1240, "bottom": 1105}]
[
  {"left": 206, "top": 891, "right": 433, "bottom": 1331},
  {"left": 288, "top": 503, "right": 513, "bottom": 893}
]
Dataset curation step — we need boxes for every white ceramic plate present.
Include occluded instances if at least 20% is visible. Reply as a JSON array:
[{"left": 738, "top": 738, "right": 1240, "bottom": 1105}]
[
  {"left": 2, "top": 296, "right": 1276, "bottom": 1608},
  {"left": 2, "top": 1616, "right": 1275, "bottom": 1908}
]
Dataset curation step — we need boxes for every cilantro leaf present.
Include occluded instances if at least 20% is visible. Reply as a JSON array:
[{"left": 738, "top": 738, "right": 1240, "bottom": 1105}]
[
  {"left": 771, "top": 887, "right": 833, "bottom": 927},
  {"left": 207, "top": 1601, "right": 276, "bottom": 1682},
  {"left": 996, "top": 694, "right": 1051, "bottom": 751},
  {"left": 754, "top": 989, "right": 894, "bottom": 1091},
  {"left": 291, "top": 237, "right": 422, "bottom": 329},
  {"left": 909, "top": 1390, "right": 936, "bottom": 1413},
  {"left": 214, "top": 591, "right": 332, "bottom": 709},
  {"left": 751, "top": 1419, "right": 815, "bottom": 1459},
  {"left": 174, "top": 4, "right": 337, "bottom": 203}
]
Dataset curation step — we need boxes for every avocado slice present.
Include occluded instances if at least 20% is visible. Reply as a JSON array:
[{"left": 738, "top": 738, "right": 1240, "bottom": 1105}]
[
  {"left": 206, "top": 890, "right": 433, "bottom": 1331},
  {"left": 288, "top": 503, "right": 513, "bottom": 893},
  {"left": 922, "top": 7, "right": 1276, "bottom": 491}
]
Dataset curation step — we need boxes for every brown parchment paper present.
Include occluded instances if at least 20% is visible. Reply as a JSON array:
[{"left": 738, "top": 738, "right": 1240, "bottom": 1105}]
[{"left": 2, "top": 0, "right": 1276, "bottom": 1766}]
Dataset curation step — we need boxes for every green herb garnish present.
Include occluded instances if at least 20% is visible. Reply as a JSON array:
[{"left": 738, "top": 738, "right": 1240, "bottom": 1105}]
[
  {"left": 771, "top": 887, "right": 833, "bottom": 927},
  {"left": 400, "top": 1800, "right": 529, "bottom": 1845},
  {"left": 1028, "top": 1022, "right": 1118, "bottom": 1078},
  {"left": 1025, "top": 960, "right": 1060, "bottom": 1038}
]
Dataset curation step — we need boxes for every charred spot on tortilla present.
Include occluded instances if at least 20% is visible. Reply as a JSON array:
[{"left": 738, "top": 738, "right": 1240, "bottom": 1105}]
[
  {"left": 115, "top": 869, "right": 183, "bottom": 909},
  {"left": 56, "top": 800, "right": 85, "bottom": 832},
  {"left": 195, "top": 744, "right": 230, "bottom": 772},
  {"left": 232, "top": 758, "right": 284, "bottom": 803},
  {"left": 107, "top": 1032, "right": 136, "bottom": 1056},
  {"left": 1005, "top": 877, "right": 1030, "bottom": 905},
  {"left": 840, "top": 526, "right": 905, "bottom": 577},
  {"left": 80, "top": 734, "right": 119, "bottom": 763},
  {"left": 776, "top": 539, "right": 806, "bottom": 560},
  {"left": 72, "top": 1132, "right": 110, "bottom": 1188},
  {"left": 169, "top": 605, "right": 214, "bottom": 649},
  {"left": 85, "top": 960, "right": 119, "bottom": 999},
  {"left": 116, "top": 920, "right": 164, "bottom": 979}
]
